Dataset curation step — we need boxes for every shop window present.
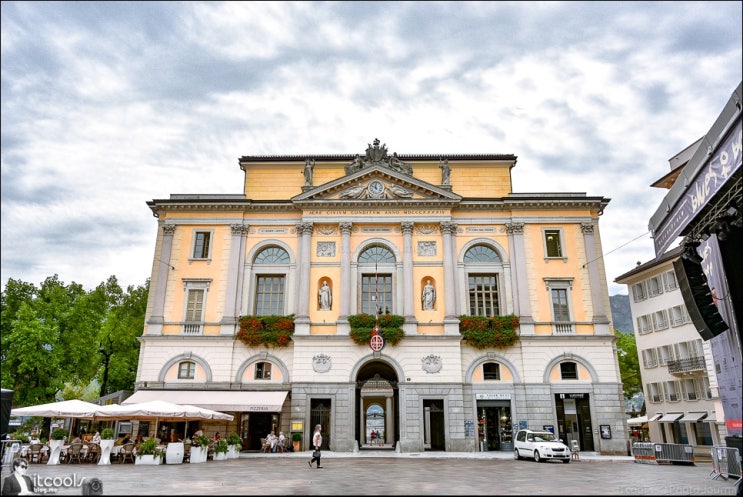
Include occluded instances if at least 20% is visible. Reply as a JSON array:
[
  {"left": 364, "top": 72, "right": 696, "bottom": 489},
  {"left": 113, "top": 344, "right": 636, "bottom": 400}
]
[
  {"left": 178, "top": 361, "right": 195, "bottom": 379},
  {"left": 560, "top": 362, "right": 578, "bottom": 380},
  {"left": 255, "top": 362, "right": 272, "bottom": 380},
  {"left": 483, "top": 362, "right": 500, "bottom": 380}
]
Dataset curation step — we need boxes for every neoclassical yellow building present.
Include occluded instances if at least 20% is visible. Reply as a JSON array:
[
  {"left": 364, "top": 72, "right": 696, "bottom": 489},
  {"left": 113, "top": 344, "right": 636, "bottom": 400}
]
[{"left": 133, "top": 138, "right": 629, "bottom": 454}]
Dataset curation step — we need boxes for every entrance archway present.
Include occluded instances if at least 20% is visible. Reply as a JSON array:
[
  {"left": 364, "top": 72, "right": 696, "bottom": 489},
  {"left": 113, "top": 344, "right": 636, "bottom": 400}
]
[{"left": 356, "top": 361, "right": 398, "bottom": 449}]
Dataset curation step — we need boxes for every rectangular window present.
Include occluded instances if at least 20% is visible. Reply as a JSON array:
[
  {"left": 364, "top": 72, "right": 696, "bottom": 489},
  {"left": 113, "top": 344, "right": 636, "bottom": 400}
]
[
  {"left": 185, "top": 289, "right": 205, "bottom": 322},
  {"left": 255, "top": 275, "right": 285, "bottom": 315},
  {"left": 683, "top": 379, "right": 699, "bottom": 401},
  {"left": 362, "top": 274, "right": 392, "bottom": 315},
  {"left": 647, "top": 275, "right": 663, "bottom": 297},
  {"left": 695, "top": 422, "right": 713, "bottom": 445},
  {"left": 560, "top": 362, "right": 578, "bottom": 379},
  {"left": 669, "top": 305, "right": 688, "bottom": 326},
  {"left": 178, "top": 362, "right": 195, "bottom": 379},
  {"left": 192, "top": 231, "right": 212, "bottom": 259},
  {"left": 664, "top": 381, "right": 680, "bottom": 402},
  {"left": 468, "top": 274, "right": 500, "bottom": 316},
  {"left": 642, "top": 349, "right": 658, "bottom": 368},
  {"left": 483, "top": 363, "right": 500, "bottom": 380},
  {"left": 648, "top": 382, "right": 663, "bottom": 403},
  {"left": 551, "top": 288, "right": 570, "bottom": 322},
  {"left": 664, "top": 270, "right": 678, "bottom": 291},
  {"left": 632, "top": 282, "right": 648, "bottom": 302},
  {"left": 255, "top": 362, "right": 272, "bottom": 380},
  {"left": 659, "top": 345, "right": 673, "bottom": 366},
  {"left": 637, "top": 315, "right": 652, "bottom": 335},
  {"left": 652, "top": 310, "right": 669, "bottom": 331},
  {"left": 544, "top": 229, "right": 563, "bottom": 258}
]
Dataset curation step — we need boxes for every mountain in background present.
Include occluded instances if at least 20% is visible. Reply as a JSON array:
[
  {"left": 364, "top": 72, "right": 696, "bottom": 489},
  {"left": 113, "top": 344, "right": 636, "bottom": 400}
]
[{"left": 610, "top": 294, "right": 634, "bottom": 334}]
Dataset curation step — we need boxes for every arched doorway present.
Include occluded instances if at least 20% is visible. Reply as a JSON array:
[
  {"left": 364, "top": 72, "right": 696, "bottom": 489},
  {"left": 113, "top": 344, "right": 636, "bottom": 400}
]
[{"left": 356, "top": 361, "right": 398, "bottom": 449}]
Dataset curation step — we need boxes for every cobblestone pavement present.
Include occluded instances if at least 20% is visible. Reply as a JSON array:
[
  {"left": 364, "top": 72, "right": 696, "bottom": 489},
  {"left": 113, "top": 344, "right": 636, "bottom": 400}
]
[{"left": 1, "top": 451, "right": 739, "bottom": 496}]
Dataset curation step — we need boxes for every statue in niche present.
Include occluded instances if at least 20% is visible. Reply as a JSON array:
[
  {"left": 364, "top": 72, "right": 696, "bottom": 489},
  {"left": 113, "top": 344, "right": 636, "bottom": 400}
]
[
  {"left": 303, "top": 158, "right": 315, "bottom": 186},
  {"left": 319, "top": 281, "right": 332, "bottom": 310},
  {"left": 422, "top": 279, "right": 436, "bottom": 310},
  {"left": 439, "top": 158, "right": 450, "bottom": 185}
]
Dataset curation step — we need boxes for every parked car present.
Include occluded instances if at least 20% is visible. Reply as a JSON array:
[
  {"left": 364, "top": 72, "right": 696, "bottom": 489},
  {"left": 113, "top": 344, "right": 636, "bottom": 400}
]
[{"left": 514, "top": 429, "right": 571, "bottom": 463}]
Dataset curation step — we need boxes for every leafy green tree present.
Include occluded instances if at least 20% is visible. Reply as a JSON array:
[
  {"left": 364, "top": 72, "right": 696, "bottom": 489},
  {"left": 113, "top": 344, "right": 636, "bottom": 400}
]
[{"left": 615, "top": 330, "right": 642, "bottom": 399}]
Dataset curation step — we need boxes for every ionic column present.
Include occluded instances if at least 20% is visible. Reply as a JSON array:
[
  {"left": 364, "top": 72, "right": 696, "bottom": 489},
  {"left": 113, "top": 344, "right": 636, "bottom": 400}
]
[
  {"left": 146, "top": 223, "right": 175, "bottom": 335},
  {"left": 401, "top": 222, "right": 416, "bottom": 323},
  {"left": 506, "top": 222, "right": 534, "bottom": 334},
  {"left": 582, "top": 222, "right": 611, "bottom": 334},
  {"left": 441, "top": 222, "right": 459, "bottom": 332},
  {"left": 221, "top": 224, "right": 248, "bottom": 335},
  {"left": 339, "top": 222, "right": 353, "bottom": 320},
  {"left": 296, "top": 222, "right": 314, "bottom": 324}
]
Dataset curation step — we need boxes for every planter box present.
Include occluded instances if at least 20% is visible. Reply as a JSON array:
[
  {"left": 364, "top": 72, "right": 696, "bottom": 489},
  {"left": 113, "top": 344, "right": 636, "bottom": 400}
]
[
  {"left": 165, "top": 442, "right": 184, "bottom": 464},
  {"left": 47, "top": 440, "right": 65, "bottom": 465},
  {"left": 227, "top": 445, "right": 240, "bottom": 459},
  {"left": 135, "top": 454, "right": 163, "bottom": 465},
  {"left": 98, "top": 440, "right": 115, "bottom": 465},
  {"left": 189, "top": 446, "right": 208, "bottom": 464},
  {"left": 214, "top": 451, "right": 228, "bottom": 461}
]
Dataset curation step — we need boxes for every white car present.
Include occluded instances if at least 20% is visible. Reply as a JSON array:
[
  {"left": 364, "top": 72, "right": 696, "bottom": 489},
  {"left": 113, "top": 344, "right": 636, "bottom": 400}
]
[{"left": 514, "top": 429, "right": 571, "bottom": 463}]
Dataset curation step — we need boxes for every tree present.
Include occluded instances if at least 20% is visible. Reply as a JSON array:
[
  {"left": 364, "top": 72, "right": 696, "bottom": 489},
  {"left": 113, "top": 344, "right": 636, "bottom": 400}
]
[{"left": 615, "top": 330, "right": 642, "bottom": 400}]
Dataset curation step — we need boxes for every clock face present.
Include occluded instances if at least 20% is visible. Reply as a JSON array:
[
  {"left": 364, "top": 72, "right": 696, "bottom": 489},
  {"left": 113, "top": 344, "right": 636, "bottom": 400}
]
[{"left": 368, "top": 181, "right": 384, "bottom": 196}]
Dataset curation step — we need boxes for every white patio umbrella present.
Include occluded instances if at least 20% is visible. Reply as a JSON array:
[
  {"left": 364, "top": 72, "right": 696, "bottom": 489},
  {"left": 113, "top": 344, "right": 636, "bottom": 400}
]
[{"left": 11, "top": 399, "right": 101, "bottom": 418}]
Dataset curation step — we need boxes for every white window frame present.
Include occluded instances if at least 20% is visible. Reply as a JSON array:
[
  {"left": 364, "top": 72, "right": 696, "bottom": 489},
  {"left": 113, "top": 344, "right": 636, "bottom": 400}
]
[
  {"left": 178, "top": 361, "right": 196, "bottom": 379},
  {"left": 669, "top": 305, "right": 689, "bottom": 327},
  {"left": 545, "top": 278, "right": 574, "bottom": 334},
  {"left": 663, "top": 270, "right": 678, "bottom": 291},
  {"left": 648, "top": 382, "right": 663, "bottom": 403},
  {"left": 637, "top": 315, "right": 652, "bottom": 335},
  {"left": 249, "top": 245, "right": 291, "bottom": 316},
  {"left": 664, "top": 380, "right": 681, "bottom": 402},
  {"left": 647, "top": 275, "right": 664, "bottom": 297},
  {"left": 683, "top": 378, "right": 699, "bottom": 401},
  {"left": 543, "top": 228, "right": 565, "bottom": 259},
  {"left": 182, "top": 279, "right": 210, "bottom": 335},
  {"left": 191, "top": 229, "right": 214, "bottom": 261},
  {"left": 642, "top": 349, "right": 658, "bottom": 369},
  {"left": 652, "top": 310, "right": 669, "bottom": 331},
  {"left": 632, "top": 281, "right": 648, "bottom": 302},
  {"left": 659, "top": 345, "right": 673, "bottom": 366}
]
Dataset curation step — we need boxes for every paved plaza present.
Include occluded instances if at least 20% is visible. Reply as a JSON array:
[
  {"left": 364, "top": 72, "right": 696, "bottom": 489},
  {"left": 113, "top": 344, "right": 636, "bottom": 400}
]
[{"left": 1, "top": 450, "right": 739, "bottom": 495}]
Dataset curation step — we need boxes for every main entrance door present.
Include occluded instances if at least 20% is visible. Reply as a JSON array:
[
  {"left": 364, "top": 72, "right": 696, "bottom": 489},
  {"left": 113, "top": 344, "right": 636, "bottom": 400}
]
[{"left": 355, "top": 360, "right": 398, "bottom": 449}]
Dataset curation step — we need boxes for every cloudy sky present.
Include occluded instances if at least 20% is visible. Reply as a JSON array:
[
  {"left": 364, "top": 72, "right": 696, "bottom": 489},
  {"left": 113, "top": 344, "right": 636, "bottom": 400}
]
[{"left": 1, "top": 1, "right": 741, "bottom": 297}]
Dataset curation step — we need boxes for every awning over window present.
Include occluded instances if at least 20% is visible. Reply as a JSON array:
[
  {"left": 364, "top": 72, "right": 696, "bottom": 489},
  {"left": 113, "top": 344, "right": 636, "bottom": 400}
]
[
  {"left": 657, "top": 413, "right": 684, "bottom": 422},
  {"left": 648, "top": 413, "right": 662, "bottom": 422},
  {"left": 123, "top": 390, "right": 288, "bottom": 412},
  {"left": 627, "top": 415, "right": 647, "bottom": 426},
  {"left": 678, "top": 412, "right": 708, "bottom": 422},
  {"left": 706, "top": 412, "right": 717, "bottom": 423}
]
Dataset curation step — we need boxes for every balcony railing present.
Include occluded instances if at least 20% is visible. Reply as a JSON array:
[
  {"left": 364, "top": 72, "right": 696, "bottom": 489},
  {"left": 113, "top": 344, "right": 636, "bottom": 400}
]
[
  {"left": 182, "top": 322, "right": 203, "bottom": 335},
  {"left": 553, "top": 322, "right": 574, "bottom": 335},
  {"left": 667, "top": 356, "right": 706, "bottom": 374}
]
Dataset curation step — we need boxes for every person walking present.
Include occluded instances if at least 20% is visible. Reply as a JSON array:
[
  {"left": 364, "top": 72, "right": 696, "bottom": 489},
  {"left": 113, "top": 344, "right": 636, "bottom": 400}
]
[{"left": 308, "top": 424, "right": 323, "bottom": 469}]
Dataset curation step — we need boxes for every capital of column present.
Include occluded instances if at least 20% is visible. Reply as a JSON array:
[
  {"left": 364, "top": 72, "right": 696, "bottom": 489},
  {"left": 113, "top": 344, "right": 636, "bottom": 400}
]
[
  {"left": 162, "top": 224, "right": 176, "bottom": 235},
  {"left": 401, "top": 221, "right": 414, "bottom": 235},
  {"left": 296, "top": 222, "right": 315, "bottom": 235},
  {"left": 505, "top": 222, "right": 524, "bottom": 234},
  {"left": 231, "top": 223, "right": 249, "bottom": 235},
  {"left": 339, "top": 222, "right": 353, "bottom": 235},
  {"left": 440, "top": 221, "right": 457, "bottom": 235},
  {"left": 581, "top": 222, "right": 594, "bottom": 234}
]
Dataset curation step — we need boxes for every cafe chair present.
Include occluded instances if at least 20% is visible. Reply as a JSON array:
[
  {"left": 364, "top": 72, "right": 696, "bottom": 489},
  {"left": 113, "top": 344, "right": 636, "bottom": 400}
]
[
  {"left": 120, "top": 442, "right": 135, "bottom": 464},
  {"left": 28, "top": 443, "right": 45, "bottom": 464},
  {"left": 182, "top": 441, "right": 192, "bottom": 463},
  {"left": 66, "top": 443, "right": 84, "bottom": 464},
  {"left": 86, "top": 443, "right": 101, "bottom": 463},
  {"left": 260, "top": 438, "right": 271, "bottom": 453}
]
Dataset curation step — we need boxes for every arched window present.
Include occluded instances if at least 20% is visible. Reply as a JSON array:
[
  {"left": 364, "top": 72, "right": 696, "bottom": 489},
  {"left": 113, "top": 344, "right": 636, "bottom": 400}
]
[
  {"left": 253, "top": 246, "right": 290, "bottom": 315},
  {"left": 178, "top": 361, "right": 196, "bottom": 379},
  {"left": 464, "top": 244, "right": 502, "bottom": 316},
  {"left": 358, "top": 244, "right": 395, "bottom": 315}
]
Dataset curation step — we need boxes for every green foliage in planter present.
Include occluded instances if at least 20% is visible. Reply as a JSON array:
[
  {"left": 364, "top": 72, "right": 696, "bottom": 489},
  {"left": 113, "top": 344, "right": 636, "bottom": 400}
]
[
  {"left": 292, "top": 432, "right": 302, "bottom": 442},
  {"left": 458, "top": 314, "right": 520, "bottom": 349},
  {"left": 348, "top": 313, "right": 405, "bottom": 346},
  {"left": 101, "top": 428, "right": 115, "bottom": 440},
  {"left": 236, "top": 315, "right": 295, "bottom": 348},
  {"left": 50, "top": 428, "right": 68, "bottom": 440},
  {"left": 214, "top": 439, "right": 229, "bottom": 454},
  {"left": 226, "top": 433, "right": 242, "bottom": 449},
  {"left": 137, "top": 438, "right": 159, "bottom": 456},
  {"left": 194, "top": 435, "right": 210, "bottom": 449}
]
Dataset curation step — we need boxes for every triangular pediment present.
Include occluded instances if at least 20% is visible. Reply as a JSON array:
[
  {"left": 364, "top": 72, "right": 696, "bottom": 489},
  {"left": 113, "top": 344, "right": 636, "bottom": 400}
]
[{"left": 292, "top": 165, "right": 462, "bottom": 208}]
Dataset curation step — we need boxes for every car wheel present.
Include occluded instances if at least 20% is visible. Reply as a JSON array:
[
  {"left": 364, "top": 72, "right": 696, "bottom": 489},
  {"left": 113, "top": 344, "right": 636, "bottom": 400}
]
[
  {"left": 514, "top": 448, "right": 521, "bottom": 460},
  {"left": 562, "top": 458, "right": 570, "bottom": 464},
  {"left": 533, "top": 450, "right": 542, "bottom": 462}
]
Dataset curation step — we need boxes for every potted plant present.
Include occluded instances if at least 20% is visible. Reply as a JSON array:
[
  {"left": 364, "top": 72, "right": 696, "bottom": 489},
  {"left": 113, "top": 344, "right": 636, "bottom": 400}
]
[
  {"left": 47, "top": 428, "right": 68, "bottom": 465},
  {"left": 98, "top": 428, "right": 116, "bottom": 466},
  {"left": 292, "top": 432, "right": 302, "bottom": 453},
  {"left": 190, "top": 434, "right": 209, "bottom": 464},
  {"left": 348, "top": 313, "right": 405, "bottom": 346},
  {"left": 213, "top": 439, "right": 229, "bottom": 461},
  {"left": 135, "top": 438, "right": 164, "bottom": 465},
  {"left": 458, "top": 314, "right": 520, "bottom": 349},
  {"left": 226, "top": 433, "right": 242, "bottom": 459}
]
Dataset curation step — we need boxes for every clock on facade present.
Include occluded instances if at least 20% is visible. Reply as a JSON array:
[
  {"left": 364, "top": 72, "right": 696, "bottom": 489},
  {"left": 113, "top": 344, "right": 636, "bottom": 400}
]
[{"left": 368, "top": 181, "right": 385, "bottom": 197}]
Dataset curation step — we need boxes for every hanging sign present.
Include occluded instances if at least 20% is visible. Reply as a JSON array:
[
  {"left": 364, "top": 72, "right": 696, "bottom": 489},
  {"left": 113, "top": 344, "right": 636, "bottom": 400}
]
[{"left": 370, "top": 326, "right": 385, "bottom": 352}]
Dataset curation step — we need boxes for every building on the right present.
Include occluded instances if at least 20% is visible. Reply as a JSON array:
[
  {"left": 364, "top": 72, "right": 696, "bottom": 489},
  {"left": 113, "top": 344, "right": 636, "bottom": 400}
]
[{"left": 625, "top": 81, "right": 741, "bottom": 451}]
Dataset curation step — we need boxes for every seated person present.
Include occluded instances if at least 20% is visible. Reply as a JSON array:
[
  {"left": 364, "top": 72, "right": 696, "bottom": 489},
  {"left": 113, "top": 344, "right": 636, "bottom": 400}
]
[
  {"left": 91, "top": 432, "right": 101, "bottom": 444},
  {"left": 70, "top": 435, "right": 82, "bottom": 445},
  {"left": 266, "top": 430, "right": 277, "bottom": 451},
  {"left": 273, "top": 432, "right": 285, "bottom": 452},
  {"left": 214, "top": 432, "right": 221, "bottom": 441},
  {"left": 121, "top": 434, "right": 133, "bottom": 445}
]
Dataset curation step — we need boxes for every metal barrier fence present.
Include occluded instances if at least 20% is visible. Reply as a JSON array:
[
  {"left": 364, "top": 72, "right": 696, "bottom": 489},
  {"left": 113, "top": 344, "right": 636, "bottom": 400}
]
[
  {"left": 632, "top": 442, "right": 657, "bottom": 464},
  {"left": 709, "top": 446, "right": 742, "bottom": 481},
  {"left": 654, "top": 443, "right": 695, "bottom": 465}
]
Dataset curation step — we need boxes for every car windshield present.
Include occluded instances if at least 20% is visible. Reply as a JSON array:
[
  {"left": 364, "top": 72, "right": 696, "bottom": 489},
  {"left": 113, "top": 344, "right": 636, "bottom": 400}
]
[{"left": 533, "top": 433, "right": 557, "bottom": 442}]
